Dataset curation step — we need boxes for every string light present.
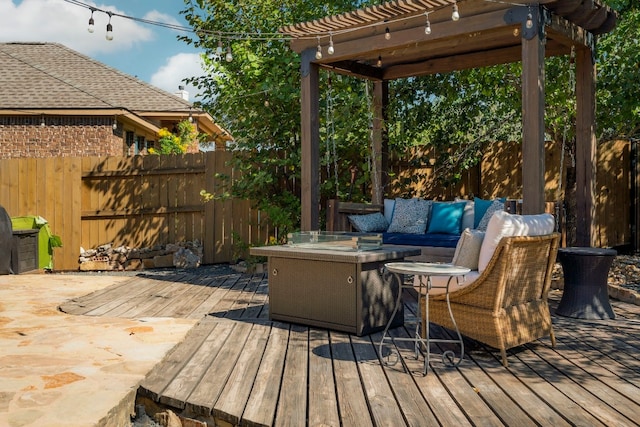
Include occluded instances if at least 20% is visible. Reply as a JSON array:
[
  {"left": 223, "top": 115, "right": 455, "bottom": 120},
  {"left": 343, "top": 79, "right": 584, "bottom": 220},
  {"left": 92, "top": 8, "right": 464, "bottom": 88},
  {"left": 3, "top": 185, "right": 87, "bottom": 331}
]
[
  {"left": 225, "top": 46, "right": 233, "bottom": 62},
  {"left": 64, "top": 0, "right": 467, "bottom": 51},
  {"left": 105, "top": 12, "right": 113, "bottom": 41},
  {"left": 377, "top": 55, "right": 382, "bottom": 67},
  {"left": 87, "top": 8, "right": 95, "bottom": 33},
  {"left": 327, "top": 32, "right": 334, "bottom": 55},
  {"left": 452, "top": 2, "right": 460, "bottom": 21},
  {"left": 315, "top": 36, "right": 322, "bottom": 60},
  {"left": 424, "top": 12, "right": 432, "bottom": 35}
]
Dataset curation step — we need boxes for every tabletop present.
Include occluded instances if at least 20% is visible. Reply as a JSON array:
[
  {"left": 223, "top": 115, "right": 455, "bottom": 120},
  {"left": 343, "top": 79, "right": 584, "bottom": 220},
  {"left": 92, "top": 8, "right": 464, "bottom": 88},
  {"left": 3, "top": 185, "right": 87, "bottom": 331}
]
[{"left": 385, "top": 262, "right": 471, "bottom": 277}]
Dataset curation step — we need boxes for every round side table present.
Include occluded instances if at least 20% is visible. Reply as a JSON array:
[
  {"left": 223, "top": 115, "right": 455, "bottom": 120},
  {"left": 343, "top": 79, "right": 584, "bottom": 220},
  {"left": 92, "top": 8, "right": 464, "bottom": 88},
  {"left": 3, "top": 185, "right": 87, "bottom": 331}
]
[
  {"left": 556, "top": 247, "right": 617, "bottom": 319},
  {"left": 379, "top": 262, "right": 470, "bottom": 375}
]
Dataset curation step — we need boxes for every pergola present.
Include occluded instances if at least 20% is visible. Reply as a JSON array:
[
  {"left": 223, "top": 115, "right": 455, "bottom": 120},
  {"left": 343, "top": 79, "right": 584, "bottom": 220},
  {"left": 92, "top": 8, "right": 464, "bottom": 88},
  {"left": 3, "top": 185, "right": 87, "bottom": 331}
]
[{"left": 279, "top": 0, "right": 617, "bottom": 246}]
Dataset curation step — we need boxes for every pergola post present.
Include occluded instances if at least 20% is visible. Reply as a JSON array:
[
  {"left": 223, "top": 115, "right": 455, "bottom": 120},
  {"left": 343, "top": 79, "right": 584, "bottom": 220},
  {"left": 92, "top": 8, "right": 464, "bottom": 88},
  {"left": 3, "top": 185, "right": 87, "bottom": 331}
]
[
  {"left": 575, "top": 45, "right": 597, "bottom": 247},
  {"left": 371, "top": 81, "right": 388, "bottom": 205},
  {"left": 521, "top": 11, "right": 546, "bottom": 215},
  {"left": 300, "top": 49, "right": 320, "bottom": 231}
]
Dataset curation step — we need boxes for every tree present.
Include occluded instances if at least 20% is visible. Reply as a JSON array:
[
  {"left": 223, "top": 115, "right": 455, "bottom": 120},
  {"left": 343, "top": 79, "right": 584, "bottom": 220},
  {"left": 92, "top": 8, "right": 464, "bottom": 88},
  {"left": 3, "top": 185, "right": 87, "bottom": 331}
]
[
  {"left": 180, "top": 0, "right": 639, "bottom": 239},
  {"left": 180, "top": 0, "right": 377, "bottom": 235}
]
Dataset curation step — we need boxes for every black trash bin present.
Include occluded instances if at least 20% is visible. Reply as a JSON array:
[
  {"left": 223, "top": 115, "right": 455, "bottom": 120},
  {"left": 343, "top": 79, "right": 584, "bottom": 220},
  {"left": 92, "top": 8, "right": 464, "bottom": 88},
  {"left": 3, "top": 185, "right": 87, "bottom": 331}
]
[
  {"left": 0, "top": 205, "right": 13, "bottom": 274},
  {"left": 556, "top": 247, "right": 617, "bottom": 319}
]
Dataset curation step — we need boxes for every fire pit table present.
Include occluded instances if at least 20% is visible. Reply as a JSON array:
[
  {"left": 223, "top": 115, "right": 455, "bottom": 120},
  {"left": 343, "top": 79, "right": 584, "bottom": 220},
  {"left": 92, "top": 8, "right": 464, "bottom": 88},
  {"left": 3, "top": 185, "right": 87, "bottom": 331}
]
[{"left": 250, "top": 232, "right": 421, "bottom": 336}]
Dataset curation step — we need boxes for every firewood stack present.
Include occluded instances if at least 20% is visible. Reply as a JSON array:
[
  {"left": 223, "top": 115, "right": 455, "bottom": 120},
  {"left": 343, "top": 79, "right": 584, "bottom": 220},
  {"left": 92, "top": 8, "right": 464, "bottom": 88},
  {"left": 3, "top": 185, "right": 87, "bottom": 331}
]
[{"left": 78, "top": 241, "right": 202, "bottom": 271}]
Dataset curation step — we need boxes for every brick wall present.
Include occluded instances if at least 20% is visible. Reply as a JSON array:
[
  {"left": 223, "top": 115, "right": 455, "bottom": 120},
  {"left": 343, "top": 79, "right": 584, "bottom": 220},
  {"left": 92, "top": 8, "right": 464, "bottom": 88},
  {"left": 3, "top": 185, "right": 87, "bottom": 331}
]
[{"left": 0, "top": 116, "right": 122, "bottom": 159}]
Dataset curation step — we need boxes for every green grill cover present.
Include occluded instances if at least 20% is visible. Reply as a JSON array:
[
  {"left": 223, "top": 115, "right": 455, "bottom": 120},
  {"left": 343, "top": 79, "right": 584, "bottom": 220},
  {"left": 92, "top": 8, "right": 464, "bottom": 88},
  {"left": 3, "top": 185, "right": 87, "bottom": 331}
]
[{"left": 11, "top": 216, "right": 62, "bottom": 270}]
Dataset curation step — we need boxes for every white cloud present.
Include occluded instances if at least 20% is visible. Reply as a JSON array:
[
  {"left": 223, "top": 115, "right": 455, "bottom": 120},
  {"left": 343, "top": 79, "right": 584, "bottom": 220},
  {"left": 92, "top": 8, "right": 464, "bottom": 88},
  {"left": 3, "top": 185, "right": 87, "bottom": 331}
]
[
  {"left": 150, "top": 52, "right": 205, "bottom": 100},
  {"left": 0, "top": 0, "right": 154, "bottom": 55},
  {"left": 143, "top": 10, "right": 182, "bottom": 29}
]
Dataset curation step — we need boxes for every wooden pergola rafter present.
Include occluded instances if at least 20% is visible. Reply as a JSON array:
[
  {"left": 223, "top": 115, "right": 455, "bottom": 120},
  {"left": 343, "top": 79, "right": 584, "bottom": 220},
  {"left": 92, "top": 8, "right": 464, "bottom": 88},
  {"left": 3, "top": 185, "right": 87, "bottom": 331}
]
[{"left": 279, "top": 0, "right": 617, "bottom": 246}]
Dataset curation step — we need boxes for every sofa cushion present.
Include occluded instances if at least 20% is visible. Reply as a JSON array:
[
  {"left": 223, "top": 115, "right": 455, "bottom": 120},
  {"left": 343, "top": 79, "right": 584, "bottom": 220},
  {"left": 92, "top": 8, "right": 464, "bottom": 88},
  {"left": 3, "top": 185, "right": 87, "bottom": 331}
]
[
  {"left": 383, "top": 232, "right": 460, "bottom": 248},
  {"left": 348, "top": 212, "right": 388, "bottom": 232},
  {"left": 386, "top": 198, "right": 431, "bottom": 234},
  {"left": 476, "top": 199, "right": 505, "bottom": 231},
  {"left": 456, "top": 198, "right": 475, "bottom": 230},
  {"left": 427, "top": 201, "right": 466, "bottom": 235},
  {"left": 477, "top": 210, "right": 556, "bottom": 273},
  {"left": 452, "top": 228, "right": 485, "bottom": 270}
]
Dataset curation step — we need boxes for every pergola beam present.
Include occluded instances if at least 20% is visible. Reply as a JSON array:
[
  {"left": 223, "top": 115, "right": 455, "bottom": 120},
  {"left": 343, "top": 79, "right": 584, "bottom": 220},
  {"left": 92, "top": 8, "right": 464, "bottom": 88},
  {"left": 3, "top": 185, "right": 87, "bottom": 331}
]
[
  {"left": 521, "top": 9, "right": 546, "bottom": 215},
  {"left": 575, "top": 46, "right": 597, "bottom": 246},
  {"left": 300, "top": 49, "right": 320, "bottom": 231}
]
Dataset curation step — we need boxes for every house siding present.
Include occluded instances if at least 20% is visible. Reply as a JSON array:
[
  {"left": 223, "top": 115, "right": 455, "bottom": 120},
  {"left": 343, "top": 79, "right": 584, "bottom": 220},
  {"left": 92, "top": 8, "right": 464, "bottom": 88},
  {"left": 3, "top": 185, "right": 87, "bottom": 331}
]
[{"left": 0, "top": 116, "right": 122, "bottom": 158}]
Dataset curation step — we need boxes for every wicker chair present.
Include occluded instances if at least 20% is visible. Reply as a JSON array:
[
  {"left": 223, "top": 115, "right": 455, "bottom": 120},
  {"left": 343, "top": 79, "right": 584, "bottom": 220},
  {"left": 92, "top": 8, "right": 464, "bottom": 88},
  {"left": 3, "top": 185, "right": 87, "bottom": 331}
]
[{"left": 422, "top": 233, "right": 560, "bottom": 367}]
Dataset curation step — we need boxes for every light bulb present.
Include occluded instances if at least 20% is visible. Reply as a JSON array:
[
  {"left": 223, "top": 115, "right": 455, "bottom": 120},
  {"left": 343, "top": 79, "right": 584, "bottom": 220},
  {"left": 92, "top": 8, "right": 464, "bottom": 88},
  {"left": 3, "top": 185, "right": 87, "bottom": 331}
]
[
  {"left": 225, "top": 46, "right": 233, "bottom": 62},
  {"left": 377, "top": 56, "right": 382, "bottom": 67},
  {"left": 425, "top": 21, "right": 431, "bottom": 35},
  {"left": 526, "top": 13, "right": 533, "bottom": 29},
  {"left": 106, "top": 23, "right": 113, "bottom": 41},
  {"left": 452, "top": 4, "right": 460, "bottom": 21},
  {"left": 385, "top": 27, "right": 391, "bottom": 40},
  {"left": 88, "top": 15, "right": 95, "bottom": 33},
  {"left": 328, "top": 40, "right": 334, "bottom": 55},
  {"left": 216, "top": 40, "right": 223, "bottom": 56}
]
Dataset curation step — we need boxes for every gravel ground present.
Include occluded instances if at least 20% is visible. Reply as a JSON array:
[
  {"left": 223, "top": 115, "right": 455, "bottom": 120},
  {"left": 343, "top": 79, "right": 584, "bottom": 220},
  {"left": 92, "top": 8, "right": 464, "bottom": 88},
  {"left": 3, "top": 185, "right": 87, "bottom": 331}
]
[
  {"left": 552, "top": 253, "right": 640, "bottom": 296},
  {"left": 608, "top": 254, "right": 640, "bottom": 294}
]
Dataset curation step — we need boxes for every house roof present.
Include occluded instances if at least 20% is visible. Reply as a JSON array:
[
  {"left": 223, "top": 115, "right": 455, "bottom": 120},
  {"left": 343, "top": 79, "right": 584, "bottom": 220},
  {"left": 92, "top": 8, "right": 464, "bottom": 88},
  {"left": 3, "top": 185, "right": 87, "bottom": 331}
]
[{"left": 0, "top": 42, "right": 230, "bottom": 142}]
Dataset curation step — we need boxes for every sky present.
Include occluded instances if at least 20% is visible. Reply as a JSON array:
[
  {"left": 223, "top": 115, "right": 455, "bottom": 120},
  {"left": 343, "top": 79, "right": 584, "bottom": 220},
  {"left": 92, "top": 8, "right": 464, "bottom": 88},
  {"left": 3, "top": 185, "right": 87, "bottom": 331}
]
[{"left": 0, "top": 0, "right": 206, "bottom": 100}]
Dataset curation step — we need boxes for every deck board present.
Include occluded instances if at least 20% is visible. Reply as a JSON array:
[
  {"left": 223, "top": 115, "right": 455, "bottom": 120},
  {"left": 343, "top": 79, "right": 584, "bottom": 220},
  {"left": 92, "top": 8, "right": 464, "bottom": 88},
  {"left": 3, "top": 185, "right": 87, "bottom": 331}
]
[{"left": 58, "top": 268, "right": 640, "bottom": 427}]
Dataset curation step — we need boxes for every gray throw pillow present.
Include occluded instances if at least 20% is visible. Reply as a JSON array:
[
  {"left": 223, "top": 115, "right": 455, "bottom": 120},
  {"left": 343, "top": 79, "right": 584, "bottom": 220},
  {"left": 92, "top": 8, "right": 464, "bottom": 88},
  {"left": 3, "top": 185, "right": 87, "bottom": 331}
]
[
  {"left": 386, "top": 198, "right": 431, "bottom": 234},
  {"left": 348, "top": 212, "right": 388, "bottom": 232}
]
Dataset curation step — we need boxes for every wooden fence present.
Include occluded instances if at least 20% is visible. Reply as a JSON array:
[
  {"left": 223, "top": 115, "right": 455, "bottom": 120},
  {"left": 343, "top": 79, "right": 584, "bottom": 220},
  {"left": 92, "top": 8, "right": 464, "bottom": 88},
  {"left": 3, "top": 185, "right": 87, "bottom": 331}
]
[
  {"left": 0, "top": 152, "right": 273, "bottom": 271},
  {"left": 1, "top": 140, "right": 633, "bottom": 271},
  {"left": 389, "top": 139, "right": 632, "bottom": 249}
]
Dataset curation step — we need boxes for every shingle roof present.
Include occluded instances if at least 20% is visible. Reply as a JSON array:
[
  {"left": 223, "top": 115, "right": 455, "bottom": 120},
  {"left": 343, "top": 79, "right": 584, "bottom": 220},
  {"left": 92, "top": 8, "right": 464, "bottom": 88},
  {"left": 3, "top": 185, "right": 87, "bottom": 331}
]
[{"left": 0, "top": 42, "right": 192, "bottom": 112}]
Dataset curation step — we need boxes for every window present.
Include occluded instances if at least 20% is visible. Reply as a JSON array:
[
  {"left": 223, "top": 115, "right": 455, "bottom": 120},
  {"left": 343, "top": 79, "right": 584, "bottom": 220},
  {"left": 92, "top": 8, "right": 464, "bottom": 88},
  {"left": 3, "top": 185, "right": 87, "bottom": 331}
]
[
  {"left": 136, "top": 136, "right": 147, "bottom": 154},
  {"left": 125, "top": 131, "right": 135, "bottom": 156}
]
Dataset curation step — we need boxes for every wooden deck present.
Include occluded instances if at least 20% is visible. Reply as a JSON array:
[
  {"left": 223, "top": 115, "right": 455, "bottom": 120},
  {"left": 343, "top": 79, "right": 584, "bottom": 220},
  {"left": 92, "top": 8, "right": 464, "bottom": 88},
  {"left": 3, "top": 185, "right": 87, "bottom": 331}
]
[{"left": 60, "top": 267, "right": 640, "bottom": 427}]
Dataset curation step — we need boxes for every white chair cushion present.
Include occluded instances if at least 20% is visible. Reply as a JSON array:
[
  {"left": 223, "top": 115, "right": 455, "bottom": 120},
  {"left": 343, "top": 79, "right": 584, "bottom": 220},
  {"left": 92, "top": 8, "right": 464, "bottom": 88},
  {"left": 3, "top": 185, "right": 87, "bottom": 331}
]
[
  {"left": 413, "top": 270, "right": 481, "bottom": 296},
  {"left": 451, "top": 228, "right": 485, "bottom": 270},
  {"left": 477, "top": 210, "right": 555, "bottom": 273}
]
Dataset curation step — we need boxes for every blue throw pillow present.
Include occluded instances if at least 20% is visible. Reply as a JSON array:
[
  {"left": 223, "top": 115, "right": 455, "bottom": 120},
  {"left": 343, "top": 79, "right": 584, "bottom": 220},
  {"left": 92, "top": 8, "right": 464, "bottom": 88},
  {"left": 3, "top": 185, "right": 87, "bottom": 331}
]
[
  {"left": 427, "top": 201, "right": 467, "bottom": 235},
  {"left": 473, "top": 198, "right": 493, "bottom": 228},
  {"left": 348, "top": 212, "right": 388, "bottom": 232}
]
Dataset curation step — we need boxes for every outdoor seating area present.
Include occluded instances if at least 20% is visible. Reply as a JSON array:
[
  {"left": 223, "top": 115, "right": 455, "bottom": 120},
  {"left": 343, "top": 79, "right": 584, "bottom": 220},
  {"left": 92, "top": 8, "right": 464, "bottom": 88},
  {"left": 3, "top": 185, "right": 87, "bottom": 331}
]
[{"left": 51, "top": 266, "right": 640, "bottom": 426}]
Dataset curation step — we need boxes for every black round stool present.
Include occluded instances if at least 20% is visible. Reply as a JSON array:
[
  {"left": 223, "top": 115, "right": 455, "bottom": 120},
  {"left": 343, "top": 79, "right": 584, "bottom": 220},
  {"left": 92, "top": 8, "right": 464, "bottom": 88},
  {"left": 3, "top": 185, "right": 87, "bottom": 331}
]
[{"left": 556, "top": 247, "right": 617, "bottom": 319}]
